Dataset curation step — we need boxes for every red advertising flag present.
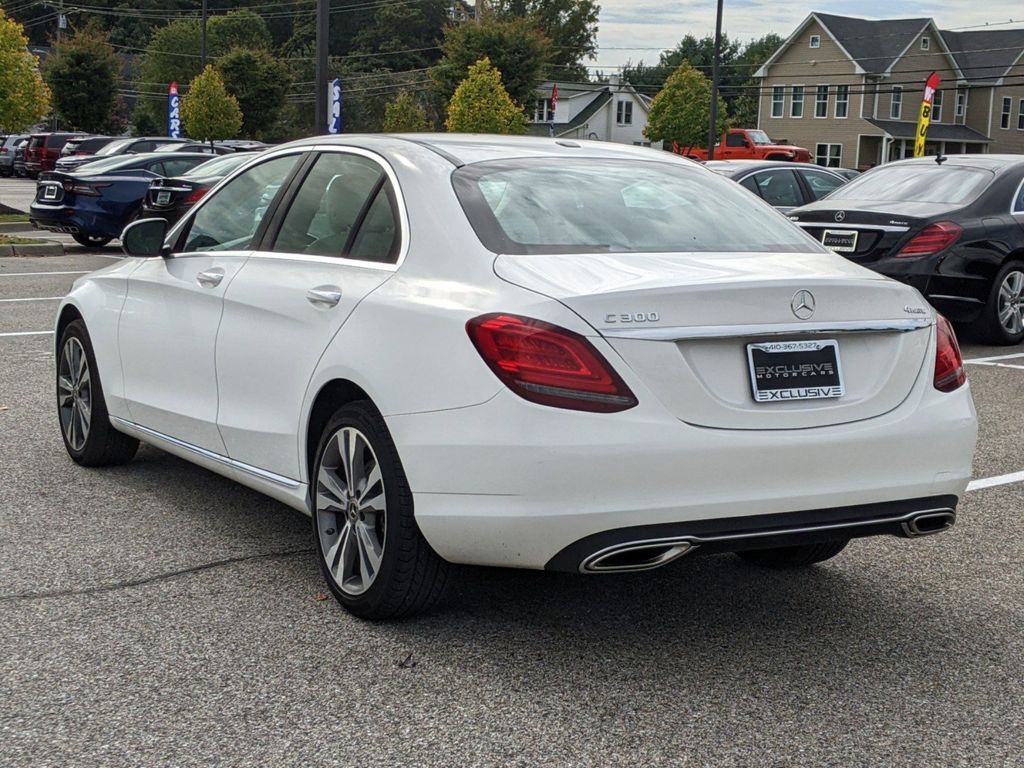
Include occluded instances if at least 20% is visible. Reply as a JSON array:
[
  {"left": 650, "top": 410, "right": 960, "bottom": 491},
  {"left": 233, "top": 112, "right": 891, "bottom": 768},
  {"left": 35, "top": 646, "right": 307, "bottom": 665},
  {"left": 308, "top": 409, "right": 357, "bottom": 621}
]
[
  {"left": 550, "top": 83, "right": 558, "bottom": 119},
  {"left": 914, "top": 71, "right": 942, "bottom": 157}
]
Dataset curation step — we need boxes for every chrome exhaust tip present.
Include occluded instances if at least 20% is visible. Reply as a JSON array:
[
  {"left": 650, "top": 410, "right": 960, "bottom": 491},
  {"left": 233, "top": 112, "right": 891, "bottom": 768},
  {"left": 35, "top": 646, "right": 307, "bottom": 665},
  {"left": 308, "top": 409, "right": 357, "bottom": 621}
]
[
  {"left": 581, "top": 539, "right": 697, "bottom": 573},
  {"left": 901, "top": 510, "right": 956, "bottom": 537}
]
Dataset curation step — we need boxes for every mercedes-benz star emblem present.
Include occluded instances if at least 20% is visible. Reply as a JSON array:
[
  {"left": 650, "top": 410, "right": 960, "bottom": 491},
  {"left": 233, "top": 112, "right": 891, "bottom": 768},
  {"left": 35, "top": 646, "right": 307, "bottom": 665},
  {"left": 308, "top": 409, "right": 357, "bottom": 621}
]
[
  {"left": 834, "top": 210, "right": 846, "bottom": 222},
  {"left": 791, "top": 290, "right": 816, "bottom": 320}
]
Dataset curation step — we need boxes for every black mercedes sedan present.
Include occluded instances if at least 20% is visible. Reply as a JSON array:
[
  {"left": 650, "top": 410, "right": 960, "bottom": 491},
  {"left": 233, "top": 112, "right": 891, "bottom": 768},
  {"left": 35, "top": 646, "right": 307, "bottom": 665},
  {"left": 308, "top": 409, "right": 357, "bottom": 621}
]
[
  {"left": 789, "top": 155, "right": 1024, "bottom": 344},
  {"left": 139, "top": 151, "right": 256, "bottom": 226}
]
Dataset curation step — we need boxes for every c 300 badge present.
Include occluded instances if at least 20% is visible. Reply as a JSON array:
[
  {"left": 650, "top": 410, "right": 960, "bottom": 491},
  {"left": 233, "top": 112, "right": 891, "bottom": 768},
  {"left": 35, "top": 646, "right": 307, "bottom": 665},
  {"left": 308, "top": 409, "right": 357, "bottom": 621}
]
[{"left": 604, "top": 312, "right": 660, "bottom": 323}]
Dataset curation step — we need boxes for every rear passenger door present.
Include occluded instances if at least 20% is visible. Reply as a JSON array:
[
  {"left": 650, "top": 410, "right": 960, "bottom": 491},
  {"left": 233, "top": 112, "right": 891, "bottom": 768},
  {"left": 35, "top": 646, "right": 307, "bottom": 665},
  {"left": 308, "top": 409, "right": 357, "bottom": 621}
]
[{"left": 215, "top": 148, "right": 403, "bottom": 482}]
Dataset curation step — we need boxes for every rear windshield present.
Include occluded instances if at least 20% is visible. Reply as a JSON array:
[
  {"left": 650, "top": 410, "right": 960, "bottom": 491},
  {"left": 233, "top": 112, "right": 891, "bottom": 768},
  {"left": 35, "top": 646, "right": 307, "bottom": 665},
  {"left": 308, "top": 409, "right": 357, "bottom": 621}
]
[
  {"left": 95, "top": 138, "right": 134, "bottom": 156},
  {"left": 452, "top": 159, "right": 821, "bottom": 255},
  {"left": 182, "top": 152, "right": 251, "bottom": 178},
  {"left": 71, "top": 155, "right": 142, "bottom": 175},
  {"left": 827, "top": 164, "right": 993, "bottom": 205}
]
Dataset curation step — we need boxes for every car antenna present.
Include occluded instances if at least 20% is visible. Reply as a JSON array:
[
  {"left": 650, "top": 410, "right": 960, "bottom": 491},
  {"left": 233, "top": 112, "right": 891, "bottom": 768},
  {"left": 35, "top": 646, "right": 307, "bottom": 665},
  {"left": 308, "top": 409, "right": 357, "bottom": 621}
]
[{"left": 935, "top": 153, "right": 947, "bottom": 165}]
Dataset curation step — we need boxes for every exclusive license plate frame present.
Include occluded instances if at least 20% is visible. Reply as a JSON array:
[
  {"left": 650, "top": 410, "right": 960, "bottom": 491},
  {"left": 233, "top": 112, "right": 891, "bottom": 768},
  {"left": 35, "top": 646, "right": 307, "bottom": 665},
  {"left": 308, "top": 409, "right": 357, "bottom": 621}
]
[
  {"left": 821, "top": 229, "right": 858, "bottom": 253},
  {"left": 747, "top": 339, "right": 845, "bottom": 403}
]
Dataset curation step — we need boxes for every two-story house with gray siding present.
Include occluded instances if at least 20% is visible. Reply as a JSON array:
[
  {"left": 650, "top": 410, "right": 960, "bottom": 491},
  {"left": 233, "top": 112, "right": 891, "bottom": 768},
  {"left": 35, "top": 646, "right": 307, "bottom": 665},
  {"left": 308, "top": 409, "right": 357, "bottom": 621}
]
[{"left": 755, "top": 13, "right": 1024, "bottom": 170}]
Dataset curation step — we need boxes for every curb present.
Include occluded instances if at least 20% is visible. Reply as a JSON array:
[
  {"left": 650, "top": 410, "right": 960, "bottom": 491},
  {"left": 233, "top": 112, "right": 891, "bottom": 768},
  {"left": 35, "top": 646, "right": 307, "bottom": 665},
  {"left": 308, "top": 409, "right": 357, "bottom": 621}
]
[
  {"left": 0, "top": 242, "right": 64, "bottom": 257},
  {"left": 0, "top": 222, "right": 31, "bottom": 234}
]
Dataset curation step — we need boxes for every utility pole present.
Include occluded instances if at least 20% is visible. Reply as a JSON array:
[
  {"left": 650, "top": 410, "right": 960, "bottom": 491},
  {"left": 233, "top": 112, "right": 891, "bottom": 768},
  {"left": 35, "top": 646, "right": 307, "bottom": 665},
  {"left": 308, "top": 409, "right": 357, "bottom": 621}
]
[
  {"left": 200, "top": 0, "right": 208, "bottom": 69},
  {"left": 314, "top": 0, "right": 329, "bottom": 134},
  {"left": 475, "top": 0, "right": 484, "bottom": 24},
  {"left": 706, "top": 0, "right": 724, "bottom": 161}
]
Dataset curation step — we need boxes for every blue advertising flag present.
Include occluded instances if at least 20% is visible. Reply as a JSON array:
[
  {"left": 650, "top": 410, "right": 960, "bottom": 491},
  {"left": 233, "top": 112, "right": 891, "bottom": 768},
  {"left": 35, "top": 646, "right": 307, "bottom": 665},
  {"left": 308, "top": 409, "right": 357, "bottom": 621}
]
[
  {"left": 168, "top": 82, "right": 181, "bottom": 138},
  {"left": 329, "top": 79, "right": 342, "bottom": 134}
]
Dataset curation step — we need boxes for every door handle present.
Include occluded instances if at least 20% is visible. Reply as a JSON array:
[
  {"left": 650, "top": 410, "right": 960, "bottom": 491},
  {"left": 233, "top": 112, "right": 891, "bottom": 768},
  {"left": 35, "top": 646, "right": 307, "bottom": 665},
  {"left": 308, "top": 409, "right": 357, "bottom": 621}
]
[
  {"left": 306, "top": 287, "right": 342, "bottom": 308},
  {"left": 196, "top": 268, "right": 224, "bottom": 288}
]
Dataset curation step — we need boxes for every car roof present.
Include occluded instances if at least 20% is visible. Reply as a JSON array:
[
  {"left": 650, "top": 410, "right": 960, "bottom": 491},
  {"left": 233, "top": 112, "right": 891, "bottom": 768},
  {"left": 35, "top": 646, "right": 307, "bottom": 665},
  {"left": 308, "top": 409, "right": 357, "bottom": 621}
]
[
  {"left": 279, "top": 133, "right": 698, "bottom": 168},
  {"left": 704, "top": 160, "right": 844, "bottom": 177},
  {"left": 880, "top": 154, "right": 1024, "bottom": 173}
]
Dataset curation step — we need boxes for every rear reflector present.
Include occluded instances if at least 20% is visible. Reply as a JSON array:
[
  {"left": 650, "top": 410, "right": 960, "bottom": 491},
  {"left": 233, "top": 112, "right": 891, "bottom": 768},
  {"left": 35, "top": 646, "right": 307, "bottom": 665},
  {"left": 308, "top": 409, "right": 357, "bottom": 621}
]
[
  {"left": 896, "top": 221, "right": 962, "bottom": 258},
  {"left": 467, "top": 313, "right": 638, "bottom": 412},
  {"left": 933, "top": 315, "right": 966, "bottom": 392}
]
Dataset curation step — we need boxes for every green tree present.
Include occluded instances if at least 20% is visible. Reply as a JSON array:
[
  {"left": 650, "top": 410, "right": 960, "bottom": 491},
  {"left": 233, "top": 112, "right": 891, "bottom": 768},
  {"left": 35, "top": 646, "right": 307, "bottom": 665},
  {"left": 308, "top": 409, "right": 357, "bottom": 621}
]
[
  {"left": 347, "top": 0, "right": 451, "bottom": 71},
  {"left": 0, "top": 11, "right": 50, "bottom": 132},
  {"left": 432, "top": 19, "right": 550, "bottom": 109},
  {"left": 382, "top": 91, "right": 432, "bottom": 132},
  {"left": 446, "top": 57, "right": 528, "bottom": 135},
  {"left": 644, "top": 62, "right": 728, "bottom": 152},
  {"left": 731, "top": 33, "right": 785, "bottom": 126},
  {"left": 216, "top": 48, "right": 291, "bottom": 139},
  {"left": 44, "top": 24, "right": 118, "bottom": 133},
  {"left": 180, "top": 65, "right": 242, "bottom": 143},
  {"left": 492, "top": 0, "right": 599, "bottom": 77},
  {"left": 208, "top": 9, "right": 272, "bottom": 54}
]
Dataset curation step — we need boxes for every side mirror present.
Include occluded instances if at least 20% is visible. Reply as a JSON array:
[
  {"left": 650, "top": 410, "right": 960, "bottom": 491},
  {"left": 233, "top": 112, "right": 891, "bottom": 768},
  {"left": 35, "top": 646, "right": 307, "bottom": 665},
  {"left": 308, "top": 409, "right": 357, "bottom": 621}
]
[{"left": 121, "top": 217, "right": 169, "bottom": 258}]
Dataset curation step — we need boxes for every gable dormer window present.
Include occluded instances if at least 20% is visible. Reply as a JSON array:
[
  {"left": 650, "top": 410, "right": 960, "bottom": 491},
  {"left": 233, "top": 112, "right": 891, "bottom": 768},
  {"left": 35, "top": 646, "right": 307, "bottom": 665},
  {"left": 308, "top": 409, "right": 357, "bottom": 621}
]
[
  {"left": 809, "top": 35, "right": 821, "bottom": 49},
  {"left": 920, "top": 36, "right": 930, "bottom": 50}
]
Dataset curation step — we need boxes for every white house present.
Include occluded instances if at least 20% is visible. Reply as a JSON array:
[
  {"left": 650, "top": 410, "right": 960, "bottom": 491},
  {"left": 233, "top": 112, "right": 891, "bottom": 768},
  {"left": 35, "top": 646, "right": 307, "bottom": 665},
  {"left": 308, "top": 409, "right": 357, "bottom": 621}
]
[{"left": 528, "top": 78, "right": 661, "bottom": 148}]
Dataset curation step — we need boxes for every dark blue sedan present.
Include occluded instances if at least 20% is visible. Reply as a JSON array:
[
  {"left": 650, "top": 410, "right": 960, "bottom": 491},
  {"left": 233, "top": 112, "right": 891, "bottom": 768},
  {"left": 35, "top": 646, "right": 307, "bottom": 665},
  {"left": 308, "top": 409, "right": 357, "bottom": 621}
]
[{"left": 30, "top": 152, "right": 212, "bottom": 247}]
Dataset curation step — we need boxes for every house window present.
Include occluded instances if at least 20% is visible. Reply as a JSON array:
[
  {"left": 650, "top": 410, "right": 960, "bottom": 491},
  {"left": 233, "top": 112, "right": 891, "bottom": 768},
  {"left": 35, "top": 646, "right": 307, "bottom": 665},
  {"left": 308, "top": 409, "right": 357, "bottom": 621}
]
[
  {"left": 616, "top": 100, "right": 633, "bottom": 125},
  {"left": 1002, "top": 97, "right": 1012, "bottom": 129},
  {"left": 932, "top": 89, "right": 942, "bottom": 122},
  {"left": 533, "top": 98, "right": 552, "bottom": 122},
  {"left": 815, "top": 143, "right": 842, "bottom": 167},
  {"left": 920, "top": 36, "right": 930, "bottom": 50},
  {"left": 809, "top": 35, "right": 821, "bottom": 49},
  {"left": 835, "top": 85, "right": 849, "bottom": 118},
  {"left": 890, "top": 86, "right": 902, "bottom": 120},
  {"left": 955, "top": 92, "right": 966, "bottom": 119},
  {"left": 1019, "top": 99, "right": 1024, "bottom": 130},
  {"left": 771, "top": 86, "right": 785, "bottom": 117},
  {"left": 815, "top": 85, "right": 829, "bottom": 118},
  {"left": 791, "top": 85, "right": 805, "bottom": 118}
]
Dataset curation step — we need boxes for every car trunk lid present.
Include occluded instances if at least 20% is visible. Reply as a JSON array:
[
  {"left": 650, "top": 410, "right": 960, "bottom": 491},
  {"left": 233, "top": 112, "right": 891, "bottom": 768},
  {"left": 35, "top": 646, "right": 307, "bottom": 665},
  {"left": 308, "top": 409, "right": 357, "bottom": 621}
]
[{"left": 494, "top": 251, "right": 933, "bottom": 430}]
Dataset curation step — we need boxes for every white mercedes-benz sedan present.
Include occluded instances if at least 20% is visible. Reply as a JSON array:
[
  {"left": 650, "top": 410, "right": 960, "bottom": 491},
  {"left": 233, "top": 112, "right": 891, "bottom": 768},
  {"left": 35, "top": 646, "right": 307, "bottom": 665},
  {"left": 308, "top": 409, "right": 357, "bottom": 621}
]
[{"left": 55, "top": 135, "right": 977, "bottom": 619}]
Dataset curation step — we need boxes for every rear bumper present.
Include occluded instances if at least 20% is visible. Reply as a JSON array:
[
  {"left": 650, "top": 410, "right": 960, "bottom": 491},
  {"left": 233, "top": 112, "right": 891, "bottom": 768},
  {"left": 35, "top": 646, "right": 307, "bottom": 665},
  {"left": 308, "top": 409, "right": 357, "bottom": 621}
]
[
  {"left": 30, "top": 203, "right": 120, "bottom": 239},
  {"left": 857, "top": 254, "right": 989, "bottom": 323},
  {"left": 386, "top": 372, "right": 977, "bottom": 570}
]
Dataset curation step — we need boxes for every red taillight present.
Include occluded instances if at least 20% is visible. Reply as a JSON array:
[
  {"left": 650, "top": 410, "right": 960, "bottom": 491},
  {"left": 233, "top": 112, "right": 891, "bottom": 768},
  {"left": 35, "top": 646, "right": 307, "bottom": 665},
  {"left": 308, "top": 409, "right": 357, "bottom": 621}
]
[
  {"left": 185, "top": 186, "right": 209, "bottom": 204},
  {"left": 466, "top": 313, "right": 638, "bottom": 412},
  {"left": 933, "top": 315, "right": 966, "bottom": 392},
  {"left": 896, "top": 221, "right": 962, "bottom": 258},
  {"left": 62, "top": 181, "right": 107, "bottom": 196}
]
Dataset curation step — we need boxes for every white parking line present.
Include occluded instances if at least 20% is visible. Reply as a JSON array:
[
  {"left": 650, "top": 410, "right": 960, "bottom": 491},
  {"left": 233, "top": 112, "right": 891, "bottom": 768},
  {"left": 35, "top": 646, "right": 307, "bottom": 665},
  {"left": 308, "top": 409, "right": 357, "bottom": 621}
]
[
  {"left": 0, "top": 330, "right": 53, "bottom": 337},
  {"left": 0, "top": 296, "right": 63, "bottom": 303},
  {"left": 967, "top": 470, "right": 1024, "bottom": 492},
  {"left": 964, "top": 352, "right": 1024, "bottom": 363},
  {"left": 965, "top": 361, "right": 1024, "bottom": 371},
  {"left": 0, "top": 271, "right": 89, "bottom": 277}
]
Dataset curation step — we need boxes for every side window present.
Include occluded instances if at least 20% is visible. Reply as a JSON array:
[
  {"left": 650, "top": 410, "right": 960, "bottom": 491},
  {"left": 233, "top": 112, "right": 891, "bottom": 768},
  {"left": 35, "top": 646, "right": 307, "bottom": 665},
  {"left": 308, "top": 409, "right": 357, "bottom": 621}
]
[
  {"left": 803, "top": 171, "right": 845, "bottom": 201},
  {"left": 725, "top": 133, "right": 746, "bottom": 148},
  {"left": 739, "top": 175, "right": 761, "bottom": 196},
  {"left": 271, "top": 152, "right": 390, "bottom": 260},
  {"left": 181, "top": 154, "right": 300, "bottom": 253},
  {"left": 147, "top": 162, "right": 166, "bottom": 176},
  {"left": 1014, "top": 181, "right": 1024, "bottom": 214},
  {"left": 161, "top": 158, "right": 202, "bottom": 177},
  {"left": 752, "top": 170, "right": 802, "bottom": 208},
  {"left": 348, "top": 185, "right": 399, "bottom": 263}
]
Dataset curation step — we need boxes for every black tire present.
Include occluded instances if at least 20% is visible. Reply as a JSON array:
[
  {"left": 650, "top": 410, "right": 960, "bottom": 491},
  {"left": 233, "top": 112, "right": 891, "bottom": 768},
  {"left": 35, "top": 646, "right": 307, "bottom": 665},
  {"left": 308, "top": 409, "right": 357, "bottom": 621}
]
[
  {"left": 71, "top": 232, "right": 112, "bottom": 248},
  {"left": 311, "top": 401, "right": 450, "bottom": 620},
  {"left": 735, "top": 539, "right": 848, "bottom": 569},
  {"left": 971, "top": 261, "right": 1024, "bottom": 345},
  {"left": 57, "top": 320, "right": 139, "bottom": 467}
]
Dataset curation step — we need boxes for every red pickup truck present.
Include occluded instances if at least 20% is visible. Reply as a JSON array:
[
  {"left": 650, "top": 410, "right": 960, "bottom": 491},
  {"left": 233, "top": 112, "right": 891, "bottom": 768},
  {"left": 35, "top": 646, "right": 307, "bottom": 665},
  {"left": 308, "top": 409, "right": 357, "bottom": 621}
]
[{"left": 676, "top": 129, "right": 812, "bottom": 163}]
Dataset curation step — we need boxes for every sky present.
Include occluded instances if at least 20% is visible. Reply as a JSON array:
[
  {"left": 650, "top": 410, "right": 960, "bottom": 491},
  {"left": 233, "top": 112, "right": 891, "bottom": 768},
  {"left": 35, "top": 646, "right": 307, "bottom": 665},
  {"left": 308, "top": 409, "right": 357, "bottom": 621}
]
[{"left": 593, "top": 0, "right": 1024, "bottom": 68}]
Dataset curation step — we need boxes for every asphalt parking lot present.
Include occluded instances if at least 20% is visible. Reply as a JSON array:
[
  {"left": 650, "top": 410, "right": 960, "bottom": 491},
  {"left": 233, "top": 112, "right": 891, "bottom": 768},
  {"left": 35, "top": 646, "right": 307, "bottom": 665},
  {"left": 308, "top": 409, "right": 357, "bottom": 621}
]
[{"left": 2, "top": 246, "right": 1023, "bottom": 767}]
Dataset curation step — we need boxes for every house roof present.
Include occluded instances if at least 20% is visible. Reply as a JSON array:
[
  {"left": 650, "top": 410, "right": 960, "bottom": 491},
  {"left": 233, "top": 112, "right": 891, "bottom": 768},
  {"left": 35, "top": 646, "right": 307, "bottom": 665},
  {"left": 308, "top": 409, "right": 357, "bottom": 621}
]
[
  {"left": 814, "top": 13, "right": 931, "bottom": 75},
  {"left": 941, "top": 29, "right": 1024, "bottom": 83},
  {"left": 757, "top": 13, "right": 1024, "bottom": 83},
  {"left": 865, "top": 118, "right": 991, "bottom": 143},
  {"left": 527, "top": 90, "right": 612, "bottom": 138}
]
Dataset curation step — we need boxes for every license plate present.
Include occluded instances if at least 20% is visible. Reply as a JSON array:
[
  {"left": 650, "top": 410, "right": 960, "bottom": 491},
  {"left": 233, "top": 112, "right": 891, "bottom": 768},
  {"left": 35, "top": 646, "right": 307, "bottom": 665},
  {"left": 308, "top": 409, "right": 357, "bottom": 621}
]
[
  {"left": 747, "top": 339, "right": 844, "bottom": 402},
  {"left": 821, "top": 229, "right": 858, "bottom": 253},
  {"left": 42, "top": 184, "right": 58, "bottom": 200},
  {"left": 156, "top": 191, "right": 171, "bottom": 206}
]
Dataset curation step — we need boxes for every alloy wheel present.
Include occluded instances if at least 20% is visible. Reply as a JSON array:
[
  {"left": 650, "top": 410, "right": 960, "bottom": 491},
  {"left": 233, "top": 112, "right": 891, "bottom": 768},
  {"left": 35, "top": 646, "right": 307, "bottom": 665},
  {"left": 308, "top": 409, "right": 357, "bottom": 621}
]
[
  {"left": 997, "top": 269, "right": 1024, "bottom": 336},
  {"left": 58, "top": 337, "right": 92, "bottom": 452},
  {"left": 315, "top": 426, "right": 387, "bottom": 596}
]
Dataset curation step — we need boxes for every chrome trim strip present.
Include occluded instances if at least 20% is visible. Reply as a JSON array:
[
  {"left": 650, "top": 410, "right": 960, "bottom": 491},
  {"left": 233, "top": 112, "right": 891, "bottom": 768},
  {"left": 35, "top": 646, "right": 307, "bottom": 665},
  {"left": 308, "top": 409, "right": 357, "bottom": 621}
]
[
  {"left": 110, "top": 416, "right": 301, "bottom": 489},
  {"left": 600, "top": 317, "right": 932, "bottom": 341},
  {"left": 795, "top": 222, "right": 910, "bottom": 232},
  {"left": 579, "top": 507, "right": 955, "bottom": 573}
]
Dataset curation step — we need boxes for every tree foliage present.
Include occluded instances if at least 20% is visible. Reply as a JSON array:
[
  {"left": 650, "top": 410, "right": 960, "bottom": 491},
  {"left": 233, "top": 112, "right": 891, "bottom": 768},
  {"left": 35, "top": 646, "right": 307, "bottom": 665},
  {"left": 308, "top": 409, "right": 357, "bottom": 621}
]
[
  {"left": 446, "top": 57, "right": 528, "bottom": 135},
  {"left": 216, "top": 48, "right": 291, "bottom": 139},
  {"left": 644, "top": 62, "right": 728, "bottom": 151},
  {"left": 432, "top": 19, "right": 550, "bottom": 109},
  {"left": 0, "top": 11, "right": 50, "bottom": 133},
  {"left": 492, "top": 0, "right": 599, "bottom": 77},
  {"left": 44, "top": 24, "right": 119, "bottom": 133},
  {"left": 382, "top": 91, "right": 433, "bottom": 132},
  {"left": 180, "top": 65, "right": 242, "bottom": 142}
]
